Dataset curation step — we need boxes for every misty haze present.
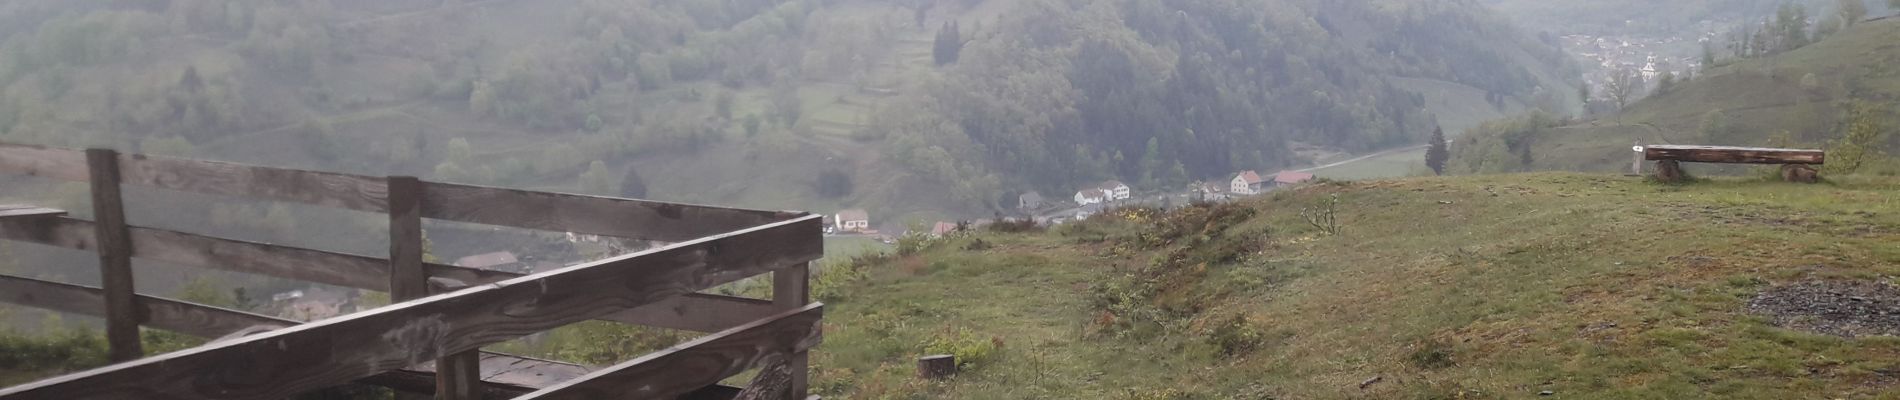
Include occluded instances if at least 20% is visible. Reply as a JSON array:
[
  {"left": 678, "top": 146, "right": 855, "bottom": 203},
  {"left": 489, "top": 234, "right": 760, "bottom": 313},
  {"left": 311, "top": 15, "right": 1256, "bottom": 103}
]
[{"left": 0, "top": 0, "right": 1898, "bottom": 399}]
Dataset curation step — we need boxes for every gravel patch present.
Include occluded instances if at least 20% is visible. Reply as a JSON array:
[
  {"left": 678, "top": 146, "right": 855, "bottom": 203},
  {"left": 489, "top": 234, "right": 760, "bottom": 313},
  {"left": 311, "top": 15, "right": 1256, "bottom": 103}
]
[{"left": 1747, "top": 280, "right": 1900, "bottom": 338}]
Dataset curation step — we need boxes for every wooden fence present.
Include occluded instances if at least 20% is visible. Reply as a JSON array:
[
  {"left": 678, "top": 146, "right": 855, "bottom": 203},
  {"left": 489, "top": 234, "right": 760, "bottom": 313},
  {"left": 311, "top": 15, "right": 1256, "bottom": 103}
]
[{"left": 0, "top": 142, "right": 824, "bottom": 400}]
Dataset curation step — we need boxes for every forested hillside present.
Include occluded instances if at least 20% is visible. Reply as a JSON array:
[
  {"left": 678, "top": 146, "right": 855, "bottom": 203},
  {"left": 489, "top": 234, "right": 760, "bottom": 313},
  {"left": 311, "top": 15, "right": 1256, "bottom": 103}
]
[{"left": 0, "top": 0, "right": 1576, "bottom": 223}]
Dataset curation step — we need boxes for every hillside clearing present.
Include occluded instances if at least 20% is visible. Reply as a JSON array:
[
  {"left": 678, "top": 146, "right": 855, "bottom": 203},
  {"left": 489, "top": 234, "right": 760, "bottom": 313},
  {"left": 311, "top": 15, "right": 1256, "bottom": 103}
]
[{"left": 809, "top": 173, "right": 1900, "bottom": 399}]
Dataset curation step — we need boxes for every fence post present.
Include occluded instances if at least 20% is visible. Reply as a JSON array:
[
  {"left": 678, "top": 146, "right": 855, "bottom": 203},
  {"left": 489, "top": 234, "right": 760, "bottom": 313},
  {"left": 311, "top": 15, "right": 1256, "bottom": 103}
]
[
  {"left": 773, "top": 262, "right": 811, "bottom": 400},
  {"left": 388, "top": 177, "right": 482, "bottom": 399},
  {"left": 86, "top": 149, "right": 142, "bottom": 362}
]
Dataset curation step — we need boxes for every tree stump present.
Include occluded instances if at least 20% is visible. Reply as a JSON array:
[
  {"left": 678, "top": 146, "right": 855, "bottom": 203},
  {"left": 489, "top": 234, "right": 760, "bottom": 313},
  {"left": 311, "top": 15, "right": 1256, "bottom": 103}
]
[
  {"left": 1654, "top": 160, "right": 1685, "bottom": 183},
  {"left": 917, "top": 355, "right": 957, "bottom": 380},
  {"left": 1780, "top": 164, "right": 1819, "bottom": 183}
]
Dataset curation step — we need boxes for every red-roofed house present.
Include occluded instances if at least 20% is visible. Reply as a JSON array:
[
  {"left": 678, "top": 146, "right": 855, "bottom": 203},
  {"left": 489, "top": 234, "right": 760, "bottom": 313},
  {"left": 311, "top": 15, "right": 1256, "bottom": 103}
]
[
  {"left": 1231, "top": 170, "right": 1267, "bottom": 195},
  {"left": 1272, "top": 171, "right": 1315, "bottom": 187},
  {"left": 930, "top": 221, "right": 959, "bottom": 237}
]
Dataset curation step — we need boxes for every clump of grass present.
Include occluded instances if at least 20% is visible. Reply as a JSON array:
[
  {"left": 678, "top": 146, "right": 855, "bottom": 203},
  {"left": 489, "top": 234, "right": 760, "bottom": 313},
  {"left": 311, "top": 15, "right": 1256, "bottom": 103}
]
[
  {"left": 922, "top": 327, "right": 1003, "bottom": 370},
  {"left": 1114, "top": 387, "right": 1194, "bottom": 400}
]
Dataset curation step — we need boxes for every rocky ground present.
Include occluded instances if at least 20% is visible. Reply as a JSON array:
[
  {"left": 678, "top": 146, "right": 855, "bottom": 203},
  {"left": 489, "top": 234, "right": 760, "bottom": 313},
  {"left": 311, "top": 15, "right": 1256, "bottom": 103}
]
[{"left": 1748, "top": 280, "right": 1900, "bottom": 338}]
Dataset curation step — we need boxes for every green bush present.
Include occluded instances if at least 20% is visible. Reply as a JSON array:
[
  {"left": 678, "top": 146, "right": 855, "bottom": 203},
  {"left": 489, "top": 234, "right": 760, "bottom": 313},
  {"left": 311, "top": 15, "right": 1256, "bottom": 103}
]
[
  {"left": 1205, "top": 314, "right": 1266, "bottom": 357},
  {"left": 922, "top": 327, "right": 1001, "bottom": 370},
  {"left": 0, "top": 327, "right": 107, "bottom": 373}
]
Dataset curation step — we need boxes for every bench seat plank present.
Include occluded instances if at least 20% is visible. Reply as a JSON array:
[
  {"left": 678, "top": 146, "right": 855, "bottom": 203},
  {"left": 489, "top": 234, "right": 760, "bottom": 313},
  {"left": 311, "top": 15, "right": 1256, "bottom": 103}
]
[{"left": 1644, "top": 145, "right": 1824, "bottom": 165}]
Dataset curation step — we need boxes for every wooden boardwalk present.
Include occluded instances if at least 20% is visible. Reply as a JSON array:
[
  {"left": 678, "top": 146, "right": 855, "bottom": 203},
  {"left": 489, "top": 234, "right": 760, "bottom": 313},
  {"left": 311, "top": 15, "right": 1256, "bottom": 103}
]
[{"left": 0, "top": 142, "right": 823, "bottom": 399}]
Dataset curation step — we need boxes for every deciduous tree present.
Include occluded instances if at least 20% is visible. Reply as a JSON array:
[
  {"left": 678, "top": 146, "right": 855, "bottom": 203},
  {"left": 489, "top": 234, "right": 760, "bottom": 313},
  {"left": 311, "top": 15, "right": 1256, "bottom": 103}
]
[
  {"left": 1425, "top": 126, "right": 1449, "bottom": 175},
  {"left": 1840, "top": 0, "right": 1868, "bottom": 27}
]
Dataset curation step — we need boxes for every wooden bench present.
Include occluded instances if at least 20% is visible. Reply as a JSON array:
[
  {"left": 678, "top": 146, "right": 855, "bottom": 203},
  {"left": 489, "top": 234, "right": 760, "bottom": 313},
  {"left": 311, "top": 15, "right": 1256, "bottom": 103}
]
[{"left": 1643, "top": 145, "right": 1826, "bottom": 183}]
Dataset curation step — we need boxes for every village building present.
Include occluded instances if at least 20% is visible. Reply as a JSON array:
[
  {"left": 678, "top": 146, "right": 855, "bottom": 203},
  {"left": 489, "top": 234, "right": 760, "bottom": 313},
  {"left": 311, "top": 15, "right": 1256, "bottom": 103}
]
[
  {"left": 1018, "top": 191, "right": 1044, "bottom": 210},
  {"left": 1272, "top": 171, "right": 1316, "bottom": 188},
  {"left": 1098, "top": 181, "right": 1132, "bottom": 201},
  {"left": 930, "top": 221, "right": 959, "bottom": 237},
  {"left": 1074, "top": 189, "right": 1106, "bottom": 206},
  {"left": 1195, "top": 181, "right": 1230, "bottom": 201},
  {"left": 1231, "top": 170, "right": 1267, "bottom": 195},
  {"left": 834, "top": 209, "right": 871, "bottom": 233}
]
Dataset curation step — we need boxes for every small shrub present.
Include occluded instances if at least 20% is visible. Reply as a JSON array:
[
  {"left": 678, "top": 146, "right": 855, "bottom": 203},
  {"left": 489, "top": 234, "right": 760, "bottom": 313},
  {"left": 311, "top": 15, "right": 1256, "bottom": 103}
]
[
  {"left": 922, "top": 327, "right": 1002, "bottom": 370},
  {"left": 1206, "top": 314, "right": 1267, "bottom": 357},
  {"left": 986, "top": 218, "right": 1042, "bottom": 233},
  {"left": 1299, "top": 193, "right": 1342, "bottom": 236}
]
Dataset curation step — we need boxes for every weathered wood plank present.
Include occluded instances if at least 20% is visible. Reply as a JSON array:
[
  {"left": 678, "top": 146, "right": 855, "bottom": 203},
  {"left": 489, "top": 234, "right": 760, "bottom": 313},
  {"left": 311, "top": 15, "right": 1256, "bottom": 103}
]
[
  {"left": 0, "top": 274, "right": 291, "bottom": 338},
  {"left": 0, "top": 216, "right": 750, "bottom": 330},
  {"left": 0, "top": 215, "right": 822, "bottom": 400},
  {"left": 0, "top": 217, "right": 390, "bottom": 290},
  {"left": 386, "top": 176, "right": 428, "bottom": 301},
  {"left": 418, "top": 181, "right": 798, "bottom": 241},
  {"left": 677, "top": 385, "right": 744, "bottom": 400},
  {"left": 0, "top": 216, "right": 94, "bottom": 249},
  {"left": 117, "top": 153, "right": 389, "bottom": 212},
  {"left": 0, "top": 275, "right": 577, "bottom": 397},
  {"left": 0, "top": 205, "right": 65, "bottom": 220},
  {"left": 86, "top": 149, "right": 142, "bottom": 362},
  {"left": 136, "top": 223, "right": 395, "bottom": 291},
  {"left": 774, "top": 263, "right": 812, "bottom": 399},
  {"left": 0, "top": 143, "right": 390, "bottom": 211},
  {"left": 516, "top": 304, "right": 825, "bottom": 400},
  {"left": 432, "top": 263, "right": 783, "bottom": 332},
  {"left": 388, "top": 175, "right": 477, "bottom": 400},
  {"left": 0, "top": 142, "right": 88, "bottom": 181},
  {"left": 605, "top": 292, "right": 781, "bottom": 333},
  {"left": 1644, "top": 145, "right": 1825, "bottom": 164},
  {"left": 731, "top": 358, "right": 792, "bottom": 400}
]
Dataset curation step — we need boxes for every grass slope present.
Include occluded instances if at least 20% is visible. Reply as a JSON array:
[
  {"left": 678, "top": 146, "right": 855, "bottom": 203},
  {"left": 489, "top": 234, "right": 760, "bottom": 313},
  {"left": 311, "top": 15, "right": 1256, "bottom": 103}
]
[
  {"left": 1514, "top": 17, "right": 1900, "bottom": 174},
  {"left": 810, "top": 173, "right": 1900, "bottom": 399}
]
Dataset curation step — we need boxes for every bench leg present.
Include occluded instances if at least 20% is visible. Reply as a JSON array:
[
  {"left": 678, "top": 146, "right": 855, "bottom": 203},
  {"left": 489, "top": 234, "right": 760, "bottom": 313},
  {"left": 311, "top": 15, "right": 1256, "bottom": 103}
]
[
  {"left": 1780, "top": 164, "right": 1818, "bottom": 183},
  {"left": 1654, "top": 160, "right": 1685, "bottom": 183}
]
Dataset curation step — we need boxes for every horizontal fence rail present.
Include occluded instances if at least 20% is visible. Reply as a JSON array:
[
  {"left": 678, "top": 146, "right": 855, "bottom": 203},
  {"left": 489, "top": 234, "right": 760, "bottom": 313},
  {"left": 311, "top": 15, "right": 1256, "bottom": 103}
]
[
  {"left": 0, "top": 275, "right": 584, "bottom": 397},
  {"left": 520, "top": 304, "right": 823, "bottom": 400},
  {"left": 0, "top": 142, "right": 826, "bottom": 399},
  {"left": 0, "top": 215, "right": 823, "bottom": 399},
  {"left": 0, "top": 142, "right": 797, "bottom": 241}
]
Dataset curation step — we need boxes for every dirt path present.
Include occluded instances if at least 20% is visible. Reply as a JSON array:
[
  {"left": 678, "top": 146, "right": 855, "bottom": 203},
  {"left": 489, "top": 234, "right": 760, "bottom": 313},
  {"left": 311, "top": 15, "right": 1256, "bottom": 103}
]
[{"left": 1296, "top": 144, "right": 1430, "bottom": 173}]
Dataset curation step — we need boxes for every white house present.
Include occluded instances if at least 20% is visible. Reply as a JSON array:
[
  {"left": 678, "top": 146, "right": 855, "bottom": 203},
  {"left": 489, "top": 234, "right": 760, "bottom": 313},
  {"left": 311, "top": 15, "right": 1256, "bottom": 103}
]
[
  {"left": 1074, "top": 189, "right": 1106, "bottom": 206},
  {"left": 1231, "top": 170, "right": 1267, "bottom": 195},
  {"left": 835, "top": 209, "right": 871, "bottom": 232},
  {"left": 1099, "top": 181, "right": 1132, "bottom": 201}
]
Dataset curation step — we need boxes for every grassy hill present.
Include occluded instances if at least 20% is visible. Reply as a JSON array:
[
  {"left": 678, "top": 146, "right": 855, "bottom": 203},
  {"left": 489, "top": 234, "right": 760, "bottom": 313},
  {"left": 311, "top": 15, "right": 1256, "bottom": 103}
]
[
  {"left": 1453, "top": 16, "right": 1900, "bottom": 176},
  {"left": 806, "top": 173, "right": 1900, "bottom": 399}
]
